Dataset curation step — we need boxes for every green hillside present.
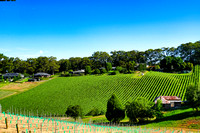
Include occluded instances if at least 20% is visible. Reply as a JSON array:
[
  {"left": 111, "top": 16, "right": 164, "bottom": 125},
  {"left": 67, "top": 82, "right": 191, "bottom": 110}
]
[{"left": 0, "top": 66, "right": 199, "bottom": 115}]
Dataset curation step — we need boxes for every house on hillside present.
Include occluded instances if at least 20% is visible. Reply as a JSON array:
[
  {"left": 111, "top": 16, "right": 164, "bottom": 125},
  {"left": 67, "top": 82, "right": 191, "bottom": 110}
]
[
  {"left": 70, "top": 69, "right": 85, "bottom": 75},
  {"left": 34, "top": 72, "right": 51, "bottom": 78},
  {"left": 3, "top": 73, "right": 24, "bottom": 79},
  {"left": 154, "top": 96, "right": 182, "bottom": 109}
]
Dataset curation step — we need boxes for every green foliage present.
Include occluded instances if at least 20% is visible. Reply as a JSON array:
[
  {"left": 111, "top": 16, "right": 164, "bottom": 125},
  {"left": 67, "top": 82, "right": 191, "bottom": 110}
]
[
  {"left": 86, "top": 108, "right": 101, "bottom": 116},
  {"left": 154, "top": 99, "right": 164, "bottom": 119},
  {"left": 121, "top": 68, "right": 128, "bottom": 74},
  {"left": 1, "top": 66, "right": 199, "bottom": 116},
  {"left": 94, "top": 69, "right": 101, "bottom": 74},
  {"left": 85, "top": 65, "right": 92, "bottom": 75},
  {"left": 106, "top": 62, "right": 112, "bottom": 71},
  {"left": 108, "top": 71, "right": 119, "bottom": 75},
  {"left": 116, "top": 66, "right": 123, "bottom": 73},
  {"left": 13, "top": 76, "right": 18, "bottom": 82},
  {"left": 106, "top": 94, "right": 125, "bottom": 123},
  {"left": 185, "top": 83, "right": 200, "bottom": 111},
  {"left": 138, "top": 63, "right": 146, "bottom": 72},
  {"left": 155, "top": 99, "right": 163, "bottom": 111},
  {"left": 100, "top": 68, "right": 107, "bottom": 74},
  {"left": 126, "top": 61, "right": 136, "bottom": 72},
  {"left": 155, "top": 65, "right": 160, "bottom": 70},
  {"left": 126, "top": 97, "right": 154, "bottom": 123},
  {"left": 65, "top": 105, "right": 82, "bottom": 121}
]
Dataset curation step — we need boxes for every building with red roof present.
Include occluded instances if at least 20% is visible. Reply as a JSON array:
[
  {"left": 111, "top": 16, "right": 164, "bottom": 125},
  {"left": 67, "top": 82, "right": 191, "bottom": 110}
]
[{"left": 154, "top": 96, "right": 182, "bottom": 109}]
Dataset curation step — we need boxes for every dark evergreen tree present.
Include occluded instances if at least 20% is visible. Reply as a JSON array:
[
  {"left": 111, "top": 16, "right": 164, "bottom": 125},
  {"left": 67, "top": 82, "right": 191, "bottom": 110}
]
[{"left": 106, "top": 94, "right": 125, "bottom": 123}]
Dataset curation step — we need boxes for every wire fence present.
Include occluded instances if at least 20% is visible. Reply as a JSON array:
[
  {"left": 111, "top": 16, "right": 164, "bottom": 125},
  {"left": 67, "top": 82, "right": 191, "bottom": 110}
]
[{"left": 1, "top": 112, "right": 200, "bottom": 133}]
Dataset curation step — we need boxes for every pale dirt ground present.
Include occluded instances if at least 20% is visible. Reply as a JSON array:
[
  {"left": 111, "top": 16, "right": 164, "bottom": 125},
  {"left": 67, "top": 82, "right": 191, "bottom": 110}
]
[
  {"left": 0, "top": 113, "right": 200, "bottom": 133},
  {"left": 0, "top": 80, "right": 48, "bottom": 100}
]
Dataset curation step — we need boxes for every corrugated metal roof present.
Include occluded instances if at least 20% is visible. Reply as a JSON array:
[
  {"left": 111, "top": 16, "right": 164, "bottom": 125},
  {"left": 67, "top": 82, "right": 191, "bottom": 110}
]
[{"left": 154, "top": 96, "right": 182, "bottom": 104}]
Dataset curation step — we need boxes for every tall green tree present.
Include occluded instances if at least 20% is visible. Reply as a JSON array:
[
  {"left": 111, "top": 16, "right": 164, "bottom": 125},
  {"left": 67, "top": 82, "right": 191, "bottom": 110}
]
[
  {"left": 185, "top": 84, "right": 200, "bottom": 111},
  {"left": 106, "top": 62, "right": 112, "bottom": 71},
  {"left": 126, "top": 97, "right": 154, "bottom": 122},
  {"left": 85, "top": 65, "right": 92, "bottom": 74},
  {"left": 106, "top": 94, "right": 125, "bottom": 123},
  {"left": 48, "top": 56, "right": 60, "bottom": 75},
  {"left": 65, "top": 105, "right": 82, "bottom": 121}
]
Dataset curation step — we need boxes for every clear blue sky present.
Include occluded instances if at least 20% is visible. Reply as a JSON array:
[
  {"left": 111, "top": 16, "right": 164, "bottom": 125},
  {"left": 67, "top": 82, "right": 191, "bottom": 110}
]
[{"left": 0, "top": 0, "right": 200, "bottom": 60}]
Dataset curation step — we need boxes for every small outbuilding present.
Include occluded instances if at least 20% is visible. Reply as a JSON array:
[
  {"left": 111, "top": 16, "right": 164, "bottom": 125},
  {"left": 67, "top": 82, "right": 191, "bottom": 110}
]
[
  {"left": 3, "top": 73, "right": 24, "bottom": 79},
  {"left": 70, "top": 70, "right": 85, "bottom": 75},
  {"left": 34, "top": 73, "right": 51, "bottom": 78},
  {"left": 154, "top": 96, "right": 182, "bottom": 109}
]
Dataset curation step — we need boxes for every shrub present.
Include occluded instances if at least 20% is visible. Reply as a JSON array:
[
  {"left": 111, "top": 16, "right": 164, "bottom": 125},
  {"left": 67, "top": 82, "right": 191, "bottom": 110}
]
[
  {"left": 65, "top": 105, "right": 82, "bottom": 121},
  {"left": 86, "top": 108, "right": 100, "bottom": 116},
  {"left": 121, "top": 68, "right": 128, "bottom": 74},
  {"left": 106, "top": 94, "right": 125, "bottom": 123},
  {"left": 101, "top": 68, "right": 107, "bottom": 74},
  {"left": 85, "top": 66, "right": 92, "bottom": 75},
  {"left": 126, "top": 97, "right": 154, "bottom": 123},
  {"left": 94, "top": 69, "right": 101, "bottom": 74},
  {"left": 109, "top": 71, "right": 119, "bottom": 75},
  {"left": 106, "top": 62, "right": 112, "bottom": 71},
  {"left": 116, "top": 66, "right": 123, "bottom": 73}
]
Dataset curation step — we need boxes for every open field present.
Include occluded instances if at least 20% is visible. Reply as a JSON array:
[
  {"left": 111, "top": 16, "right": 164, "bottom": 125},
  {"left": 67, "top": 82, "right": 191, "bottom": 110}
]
[
  {"left": 0, "top": 66, "right": 199, "bottom": 116},
  {"left": 0, "top": 78, "right": 53, "bottom": 100}
]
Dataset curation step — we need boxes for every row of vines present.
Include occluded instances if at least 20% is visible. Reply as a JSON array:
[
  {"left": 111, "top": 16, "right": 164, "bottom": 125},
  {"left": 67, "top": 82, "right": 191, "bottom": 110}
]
[{"left": 0, "top": 66, "right": 199, "bottom": 115}]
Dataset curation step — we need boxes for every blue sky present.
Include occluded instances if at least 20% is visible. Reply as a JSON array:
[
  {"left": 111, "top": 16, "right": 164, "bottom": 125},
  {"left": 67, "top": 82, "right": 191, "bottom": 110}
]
[{"left": 0, "top": 0, "right": 200, "bottom": 60}]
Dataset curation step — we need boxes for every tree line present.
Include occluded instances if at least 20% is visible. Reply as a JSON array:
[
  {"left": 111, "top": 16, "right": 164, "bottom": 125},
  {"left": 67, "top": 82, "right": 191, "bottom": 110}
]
[{"left": 0, "top": 41, "right": 199, "bottom": 74}]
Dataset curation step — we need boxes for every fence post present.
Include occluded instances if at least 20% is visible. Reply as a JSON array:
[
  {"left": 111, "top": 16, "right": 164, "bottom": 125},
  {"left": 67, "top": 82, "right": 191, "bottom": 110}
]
[
  {"left": 16, "top": 124, "right": 19, "bottom": 133},
  {"left": 55, "top": 121, "right": 57, "bottom": 133},
  {"left": 41, "top": 123, "right": 42, "bottom": 133},
  {"left": 5, "top": 117, "right": 8, "bottom": 129}
]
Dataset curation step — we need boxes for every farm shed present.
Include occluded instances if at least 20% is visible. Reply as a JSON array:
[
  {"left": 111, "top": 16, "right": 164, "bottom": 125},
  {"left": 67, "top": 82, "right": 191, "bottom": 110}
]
[
  {"left": 154, "top": 96, "right": 182, "bottom": 109},
  {"left": 34, "top": 72, "right": 51, "bottom": 78},
  {"left": 70, "top": 69, "right": 85, "bottom": 74},
  {"left": 3, "top": 73, "right": 24, "bottom": 79}
]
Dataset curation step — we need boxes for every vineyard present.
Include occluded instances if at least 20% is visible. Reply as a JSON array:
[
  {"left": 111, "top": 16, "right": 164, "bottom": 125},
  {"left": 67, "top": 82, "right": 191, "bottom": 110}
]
[{"left": 0, "top": 66, "right": 199, "bottom": 116}]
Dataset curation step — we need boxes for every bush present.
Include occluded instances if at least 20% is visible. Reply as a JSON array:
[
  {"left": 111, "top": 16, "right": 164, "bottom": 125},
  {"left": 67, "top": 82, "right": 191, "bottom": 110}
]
[
  {"left": 85, "top": 66, "right": 92, "bottom": 75},
  {"left": 121, "top": 68, "right": 128, "bottom": 74},
  {"left": 116, "top": 66, "right": 123, "bottom": 73},
  {"left": 86, "top": 108, "right": 101, "bottom": 116},
  {"left": 109, "top": 71, "right": 119, "bottom": 75},
  {"left": 23, "top": 73, "right": 30, "bottom": 77},
  {"left": 106, "top": 62, "right": 112, "bottom": 71},
  {"left": 65, "top": 105, "right": 82, "bottom": 121},
  {"left": 126, "top": 97, "right": 154, "bottom": 123},
  {"left": 94, "top": 69, "right": 101, "bottom": 74},
  {"left": 101, "top": 68, "right": 107, "bottom": 74}
]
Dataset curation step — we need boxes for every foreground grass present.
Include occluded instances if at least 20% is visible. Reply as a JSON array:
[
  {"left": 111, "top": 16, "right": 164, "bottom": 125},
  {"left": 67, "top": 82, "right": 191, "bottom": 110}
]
[{"left": 82, "top": 108, "right": 200, "bottom": 130}]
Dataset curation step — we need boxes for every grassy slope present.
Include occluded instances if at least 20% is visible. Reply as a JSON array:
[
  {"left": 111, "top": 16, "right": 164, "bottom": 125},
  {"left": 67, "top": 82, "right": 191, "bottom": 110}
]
[
  {"left": 0, "top": 72, "right": 193, "bottom": 116},
  {"left": 0, "top": 78, "right": 52, "bottom": 100},
  {"left": 82, "top": 107, "right": 200, "bottom": 130}
]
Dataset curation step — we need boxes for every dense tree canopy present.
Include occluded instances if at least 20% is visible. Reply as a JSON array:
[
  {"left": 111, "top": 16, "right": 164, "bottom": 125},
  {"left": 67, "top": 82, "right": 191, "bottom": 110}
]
[
  {"left": 125, "top": 97, "right": 154, "bottom": 122},
  {"left": 185, "top": 84, "right": 200, "bottom": 111},
  {"left": 0, "top": 40, "right": 199, "bottom": 74},
  {"left": 106, "top": 94, "right": 125, "bottom": 123}
]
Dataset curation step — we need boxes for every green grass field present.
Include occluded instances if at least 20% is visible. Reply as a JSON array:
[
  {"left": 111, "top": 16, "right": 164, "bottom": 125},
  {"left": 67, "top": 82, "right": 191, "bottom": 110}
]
[
  {"left": 0, "top": 91, "right": 15, "bottom": 99},
  {"left": 0, "top": 66, "right": 199, "bottom": 116}
]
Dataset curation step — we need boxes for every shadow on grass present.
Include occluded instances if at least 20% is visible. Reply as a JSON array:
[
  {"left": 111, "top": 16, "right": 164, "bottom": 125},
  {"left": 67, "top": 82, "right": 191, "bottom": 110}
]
[
  {"left": 95, "top": 108, "right": 200, "bottom": 127},
  {"left": 131, "top": 110, "right": 200, "bottom": 126}
]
